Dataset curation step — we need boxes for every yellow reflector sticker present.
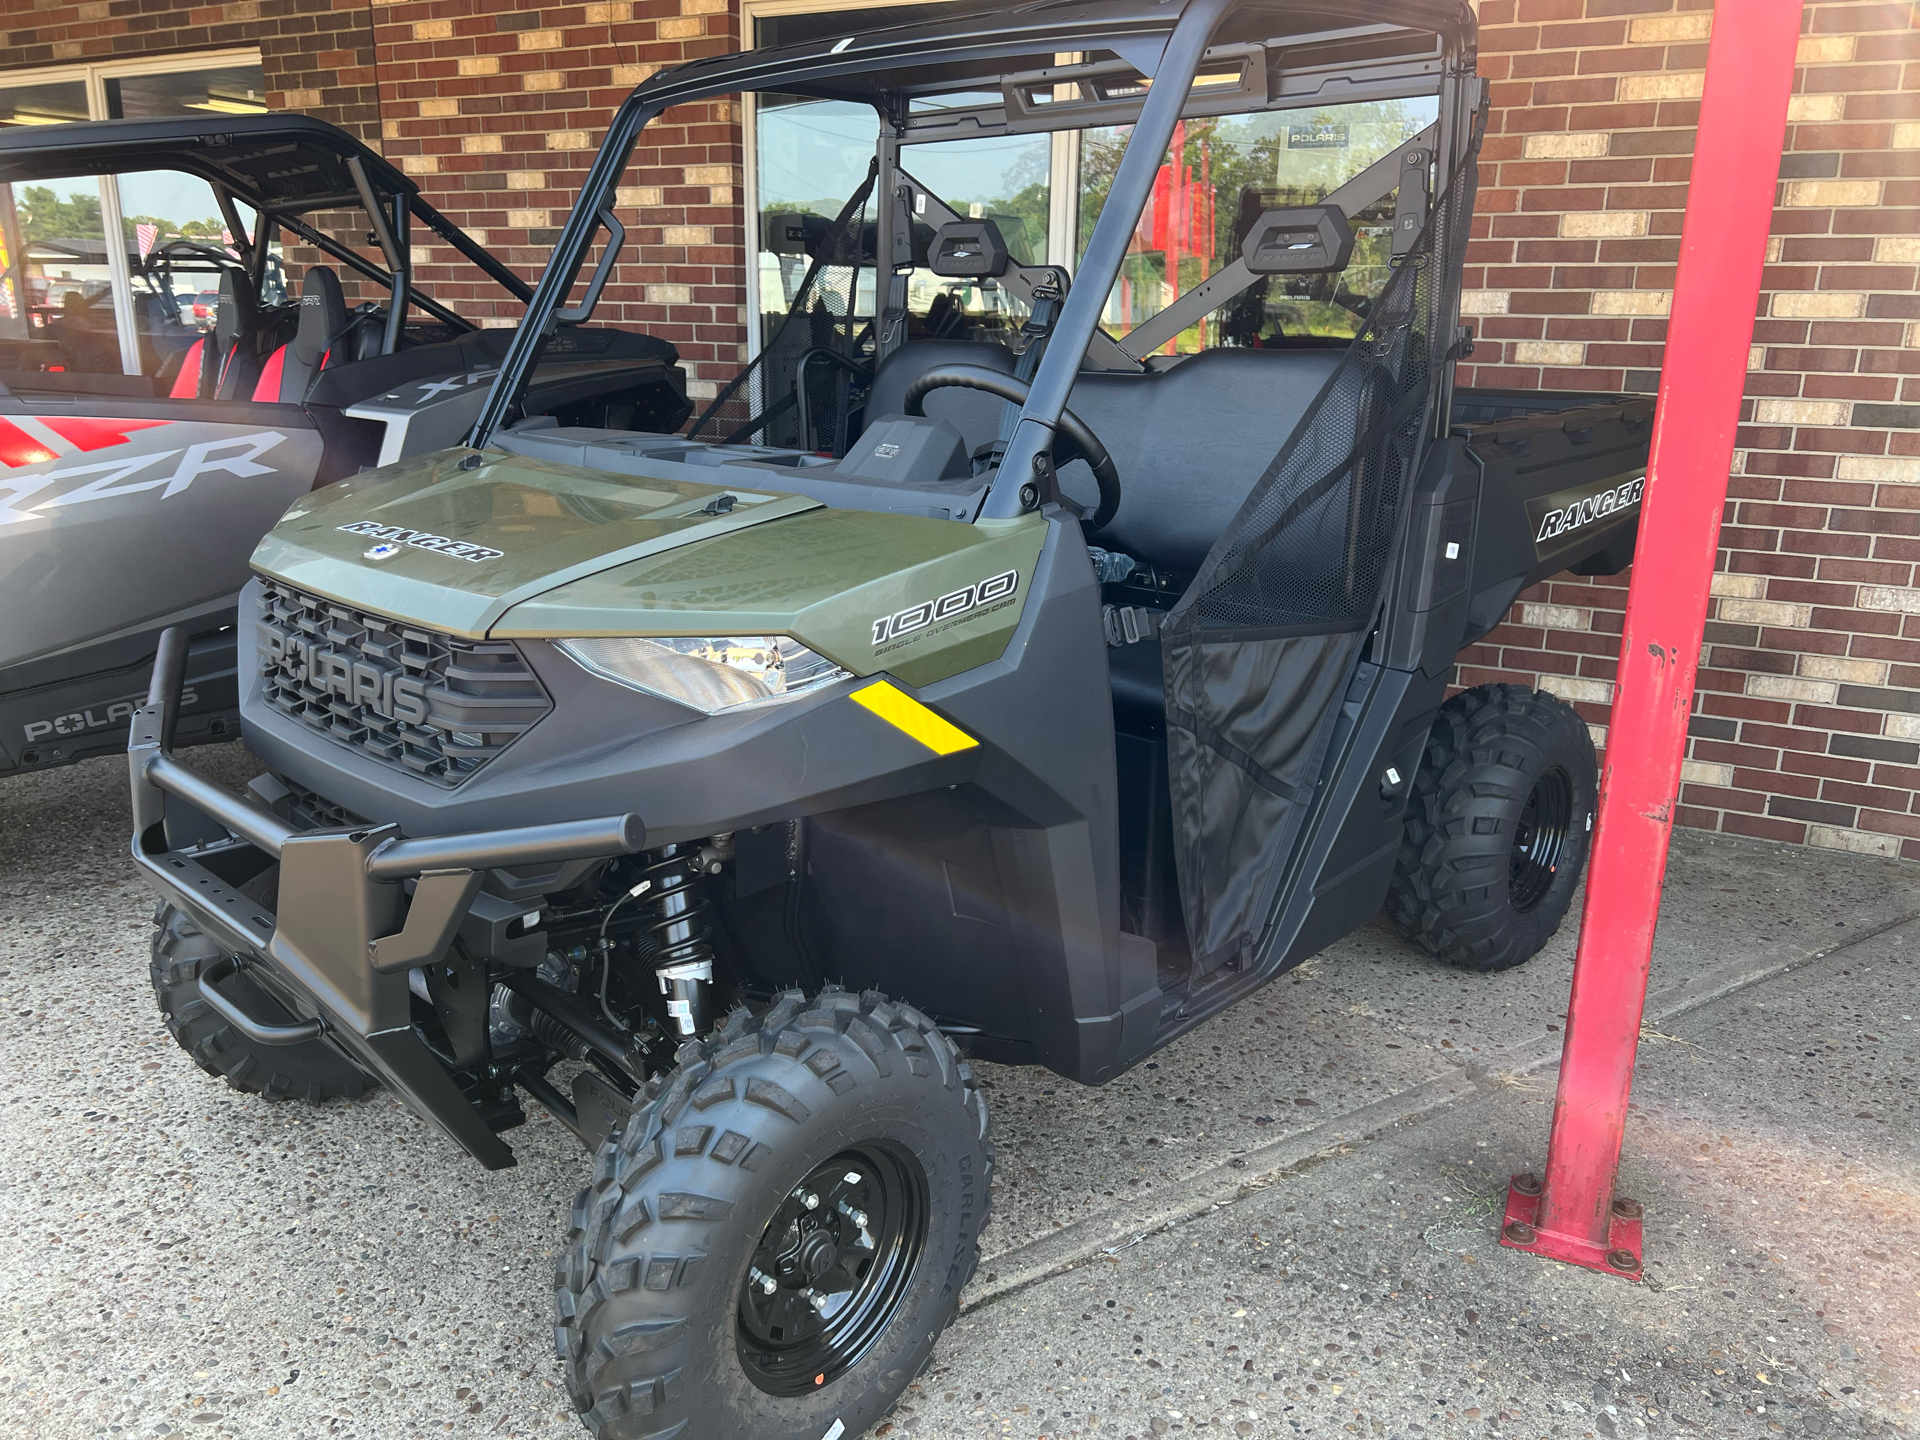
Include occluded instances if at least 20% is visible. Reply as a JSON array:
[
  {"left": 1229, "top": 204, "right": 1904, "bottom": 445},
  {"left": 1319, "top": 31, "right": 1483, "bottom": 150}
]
[{"left": 849, "top": 681, "right": 978, "bottom": 756}]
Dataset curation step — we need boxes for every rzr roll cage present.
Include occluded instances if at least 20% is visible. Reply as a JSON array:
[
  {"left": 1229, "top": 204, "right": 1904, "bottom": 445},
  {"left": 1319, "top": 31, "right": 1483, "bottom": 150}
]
[
  {"left": 467, "top": 0, "right": 1479, "bottom": 523},
  {"left": 0, "top": 115, "right": 536, "bottom": 355}
]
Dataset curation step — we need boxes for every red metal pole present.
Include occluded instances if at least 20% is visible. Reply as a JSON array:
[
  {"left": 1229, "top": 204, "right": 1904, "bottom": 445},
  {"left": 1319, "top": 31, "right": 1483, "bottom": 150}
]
[{"left": 1499, "top": 0, "right": 1805, "bottom": 1279}]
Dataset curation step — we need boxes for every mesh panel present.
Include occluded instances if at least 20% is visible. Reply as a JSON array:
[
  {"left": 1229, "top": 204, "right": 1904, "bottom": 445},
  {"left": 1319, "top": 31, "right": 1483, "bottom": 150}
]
[
  {"left": 686, "top": 164, "right": 876, "bottom": 453},
  {"left": 1161, "top": 128, "right": 1481, "bottom": 976},
  {"left": 1169, "top": 146, "right": 1477, "bottom": 639}
]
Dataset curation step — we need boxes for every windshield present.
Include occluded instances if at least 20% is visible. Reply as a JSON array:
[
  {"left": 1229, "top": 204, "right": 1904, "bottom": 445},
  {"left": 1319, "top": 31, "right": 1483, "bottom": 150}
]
[
  {"left": 751, "top": 92, "right": 1438, "bottom": 359},
  {"left": 465, "top": 0, "right": 1471, "bottom": 463},
  {"left": 1080, "top": 98, "right": 1438, "bottom": 352}
]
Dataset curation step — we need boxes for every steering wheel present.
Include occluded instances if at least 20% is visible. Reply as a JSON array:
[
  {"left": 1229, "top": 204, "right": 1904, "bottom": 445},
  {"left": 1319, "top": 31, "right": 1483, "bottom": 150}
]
[{"left": 903, "top": 363, "right": 1122, "bottom": 531}]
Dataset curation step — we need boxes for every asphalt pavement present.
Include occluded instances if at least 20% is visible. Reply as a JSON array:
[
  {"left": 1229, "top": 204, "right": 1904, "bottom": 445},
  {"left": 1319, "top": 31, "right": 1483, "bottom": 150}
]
[{"left": 1, "top": 743, "right": 1915, "bottom": 1440}]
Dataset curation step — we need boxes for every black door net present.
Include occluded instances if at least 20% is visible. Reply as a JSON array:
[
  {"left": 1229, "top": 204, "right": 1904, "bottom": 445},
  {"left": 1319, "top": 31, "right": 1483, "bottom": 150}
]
[{"left": 1160, "top": 121, "right": 1481, "bottom": 978}]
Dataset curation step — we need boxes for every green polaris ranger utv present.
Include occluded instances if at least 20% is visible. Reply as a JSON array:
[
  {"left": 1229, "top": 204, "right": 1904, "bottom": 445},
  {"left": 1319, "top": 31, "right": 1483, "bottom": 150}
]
[{"left": 126, "top": 0, "right": 1651, "bottom": 1433}]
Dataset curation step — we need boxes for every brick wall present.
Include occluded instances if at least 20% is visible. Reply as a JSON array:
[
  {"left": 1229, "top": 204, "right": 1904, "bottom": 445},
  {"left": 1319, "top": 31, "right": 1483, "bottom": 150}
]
[
  {"left": 4, "top": 0, "right": 1919, "bottom": 859},
  {"left": 1, "top": 0, "right": 379, "bottom": 144},
  {"left": 371, "top": 1, "right": 747, "bottom": 385},
  {"left": 1456, "top": 0, "right": 1920, "bottom": 863}
]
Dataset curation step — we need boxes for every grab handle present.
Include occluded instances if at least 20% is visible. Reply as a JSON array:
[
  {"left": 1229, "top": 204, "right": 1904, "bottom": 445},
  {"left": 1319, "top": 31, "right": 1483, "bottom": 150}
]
[{"left": 194, "top": 956, "right": 325, "bottom": 1046}]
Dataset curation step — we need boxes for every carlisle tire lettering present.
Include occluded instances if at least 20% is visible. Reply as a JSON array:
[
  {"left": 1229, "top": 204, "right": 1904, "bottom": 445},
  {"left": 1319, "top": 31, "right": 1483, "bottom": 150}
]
[{"left": 873, "top": 570, "right": 1018, "bottom": 647}]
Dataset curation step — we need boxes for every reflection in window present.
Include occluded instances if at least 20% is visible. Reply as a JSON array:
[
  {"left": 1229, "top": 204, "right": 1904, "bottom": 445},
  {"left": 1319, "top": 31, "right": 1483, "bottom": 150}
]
[
  {"left": 119, "top": 171, "right": 258, "bottom": 383},
  {"left": 755, "top": 98, "right": 880, "bottom": 343},
  {"left": 0, "top": 56, "right": 271, "bottom": 378},
  {"left": 749, "top": 90, "right": 1441, "bottom": 359},
  {"left": 754, "top": 97, "right": 1059, "bottom": 353},
  {"left": 0, "top": 80, "right": 90, "bottom": 127},
  {"left": 1080, "top": 97, "right": 1440, "bottom": 353},
  {"left": 897, "top": 132, "right": 1049, "bottom": 347},
  {"left": 0, "top": 178, "right": 124, "bottom": 374},
  {"left": 106, "top": 65, "right": 267, "bottom": 120}
]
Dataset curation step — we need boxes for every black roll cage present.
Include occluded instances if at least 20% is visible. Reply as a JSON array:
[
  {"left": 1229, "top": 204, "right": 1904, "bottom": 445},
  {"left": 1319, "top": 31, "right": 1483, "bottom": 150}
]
[
  {"left": 468, "top": 0, "right": 1478, "bottom": 519},
  {"left": 0, "top": 114, "right": 534, "bottom": 355}
]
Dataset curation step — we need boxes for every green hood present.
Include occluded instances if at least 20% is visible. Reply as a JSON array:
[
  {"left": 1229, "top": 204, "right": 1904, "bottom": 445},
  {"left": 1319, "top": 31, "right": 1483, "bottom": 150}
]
[
  {"left": 494, "top": 505, "right": 1047, "bottom": 685},
  {"left": 255, "top": 444, "right": 1049, "bottom": 687},
  {"left": 252, "top": 447, "right": 820, "bottom": 637}
]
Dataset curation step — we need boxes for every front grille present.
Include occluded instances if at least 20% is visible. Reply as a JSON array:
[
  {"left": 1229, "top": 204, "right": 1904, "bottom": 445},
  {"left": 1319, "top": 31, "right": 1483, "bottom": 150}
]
[
  {"left": 257, "top": 580, "right": 552, "bottom": 788},
  {"left": 280, "top": 776, "right": 368, "bottom": 830}
]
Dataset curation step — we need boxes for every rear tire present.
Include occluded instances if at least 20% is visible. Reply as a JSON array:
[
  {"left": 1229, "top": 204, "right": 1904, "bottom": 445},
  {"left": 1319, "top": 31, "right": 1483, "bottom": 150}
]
[
  {"left": 149, "top": 901, "right": 376, "bottom": 1101},
  {"left": 1386, "top": 683, "right": 1597, "bottom": 972},
  {"left": 555, "top": 987, "right": 991, "bottom": 1440}
]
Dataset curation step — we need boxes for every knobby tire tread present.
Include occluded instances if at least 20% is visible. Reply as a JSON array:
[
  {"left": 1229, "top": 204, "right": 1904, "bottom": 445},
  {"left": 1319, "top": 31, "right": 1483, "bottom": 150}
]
[
  {"left": 1385, "top": 683, "right": 1597, "bottom": 973},
  {"left": 555, "top": 986, "right": 992, "bottom": 1440}
]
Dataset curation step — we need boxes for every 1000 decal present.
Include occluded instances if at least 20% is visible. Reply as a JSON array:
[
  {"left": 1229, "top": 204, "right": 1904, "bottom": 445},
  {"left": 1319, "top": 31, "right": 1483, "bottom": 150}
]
[{"left": 872, "top": 570, "right": 1019, "bottom": 648}]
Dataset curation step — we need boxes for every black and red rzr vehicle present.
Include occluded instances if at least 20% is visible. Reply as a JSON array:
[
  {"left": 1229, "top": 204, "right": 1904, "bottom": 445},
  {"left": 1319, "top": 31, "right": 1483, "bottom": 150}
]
[{"left": 0, "top": 114, "right": 689, "bottom": 778}]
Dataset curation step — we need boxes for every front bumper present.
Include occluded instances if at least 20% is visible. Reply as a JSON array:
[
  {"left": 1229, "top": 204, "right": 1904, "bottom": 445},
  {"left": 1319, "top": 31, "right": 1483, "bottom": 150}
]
[{"left": 128, "top": 629, "right": 646, "bottom": 1168}]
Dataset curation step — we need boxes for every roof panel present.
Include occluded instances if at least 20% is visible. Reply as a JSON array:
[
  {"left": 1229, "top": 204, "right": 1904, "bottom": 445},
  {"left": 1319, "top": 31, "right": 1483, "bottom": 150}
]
[{"left": 0, "top": 114, "right": 413, "bottom": 214}]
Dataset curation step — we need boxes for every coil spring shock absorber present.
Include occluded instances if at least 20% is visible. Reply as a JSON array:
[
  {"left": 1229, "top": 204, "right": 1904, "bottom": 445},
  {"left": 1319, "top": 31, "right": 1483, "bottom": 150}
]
[{"left": 637, "top": 842, "right": 716, "bottom": 1037}]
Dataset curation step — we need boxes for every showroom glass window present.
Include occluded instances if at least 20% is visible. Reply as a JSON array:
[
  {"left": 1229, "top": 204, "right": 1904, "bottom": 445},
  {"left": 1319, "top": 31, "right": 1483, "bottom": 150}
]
[{"left": 0, "top": 55, "right": 266, "bottom": 377}]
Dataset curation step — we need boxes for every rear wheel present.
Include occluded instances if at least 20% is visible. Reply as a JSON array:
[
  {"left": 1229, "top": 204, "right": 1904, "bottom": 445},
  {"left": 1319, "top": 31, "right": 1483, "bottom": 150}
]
[
  {"left": 1386, "top": 683, "right": 1598, "bottom": 972},
  {"left": 149, "top": 899, "right": 376, "bottom": 1102},
  {"left": 555, "top": 987, "right": 991, "bottom": 1440}
]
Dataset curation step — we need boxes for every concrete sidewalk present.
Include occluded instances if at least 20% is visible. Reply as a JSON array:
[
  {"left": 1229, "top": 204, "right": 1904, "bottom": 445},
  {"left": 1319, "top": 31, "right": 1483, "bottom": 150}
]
[
  {"left": 0, "top": 745, "right": 1915, "bottom": 1439},
  {"left": 910, "top": 914, "right": 1920, "bottom": 1440}
]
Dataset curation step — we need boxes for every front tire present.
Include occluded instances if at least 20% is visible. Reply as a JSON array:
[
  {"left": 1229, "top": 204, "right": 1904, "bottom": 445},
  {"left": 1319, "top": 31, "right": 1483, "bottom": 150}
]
[
  {"left": 1386, "top": 683, "right": 1598, "bottom": 972},
  {"left": 556, "top": 987, "right": 991, "bottom": 1440},
  {"left": 150, "top": 902, "right": 377, "bottom": 1101}
]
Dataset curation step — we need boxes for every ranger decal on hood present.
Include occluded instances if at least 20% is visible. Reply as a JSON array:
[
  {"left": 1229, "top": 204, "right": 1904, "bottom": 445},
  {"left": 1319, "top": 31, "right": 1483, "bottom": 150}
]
[{"left": 337, "top": 519, "right": 505, "bottom": 562}]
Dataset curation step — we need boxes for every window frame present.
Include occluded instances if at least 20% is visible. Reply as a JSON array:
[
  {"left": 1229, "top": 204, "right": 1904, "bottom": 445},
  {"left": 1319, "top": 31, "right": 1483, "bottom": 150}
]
[
  {"left": 0, "top": 47, "right": 265, "bottom": 376},
  {"left": 742, "top": 0, "right": 911, "bottom": 365},
  {"left": 741, "top": 0, "right": 1091, "bottom": 365}
]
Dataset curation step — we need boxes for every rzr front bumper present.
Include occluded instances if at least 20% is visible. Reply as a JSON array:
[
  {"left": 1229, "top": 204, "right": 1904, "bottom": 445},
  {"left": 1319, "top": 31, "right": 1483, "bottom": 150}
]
[{"left": 127, "top": 629, "right": 645, "bottom": 1168}]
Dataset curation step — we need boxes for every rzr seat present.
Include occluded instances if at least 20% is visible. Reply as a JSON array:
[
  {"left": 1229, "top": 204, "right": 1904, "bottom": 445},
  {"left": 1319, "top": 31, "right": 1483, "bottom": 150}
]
[
  {"left": 208, "top": 268, "right": 263, "bottom": 400},
  {"left": 251, "top": 267, "right": 349, "bottom": 403},
  {"left": 165, "top": 274, "right": 246, "bottom": 399}
]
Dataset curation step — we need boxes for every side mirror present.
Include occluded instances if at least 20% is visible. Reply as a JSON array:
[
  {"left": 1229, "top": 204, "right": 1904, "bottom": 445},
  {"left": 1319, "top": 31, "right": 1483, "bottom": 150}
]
[
  {"left": 928, "top": 219, "right": 1010, "bottom": 279},
  {"left": 1240, "top": 205, "right": 1355, "bottom": 275}
]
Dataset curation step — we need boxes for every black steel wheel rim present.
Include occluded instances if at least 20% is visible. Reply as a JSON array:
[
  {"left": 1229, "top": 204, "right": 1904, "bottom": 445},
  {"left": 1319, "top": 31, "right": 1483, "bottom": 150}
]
[
  {"left": 1509, "top": 765, "right": 1573, "bottom": 913},
  {"left": 736, "top": 1141, "right": 929, "bottom": 1396}
]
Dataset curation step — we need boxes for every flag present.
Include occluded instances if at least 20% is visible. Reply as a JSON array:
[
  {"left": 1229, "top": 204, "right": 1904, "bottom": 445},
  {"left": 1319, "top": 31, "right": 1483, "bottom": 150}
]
[{"left": 136, "top": 222, "right": 157, "bottom": 258}]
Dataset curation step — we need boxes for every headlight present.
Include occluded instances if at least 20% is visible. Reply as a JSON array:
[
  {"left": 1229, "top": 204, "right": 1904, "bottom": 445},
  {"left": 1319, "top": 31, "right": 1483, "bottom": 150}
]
[{"left": 555, "top": 635, "right": 852, "bottom": 714}]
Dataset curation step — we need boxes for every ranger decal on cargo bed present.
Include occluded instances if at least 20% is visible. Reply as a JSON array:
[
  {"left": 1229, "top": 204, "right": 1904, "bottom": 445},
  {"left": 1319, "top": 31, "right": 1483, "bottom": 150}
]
[{"left": 1528, "top": 472, "right": 1646, "bottom": 549}]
